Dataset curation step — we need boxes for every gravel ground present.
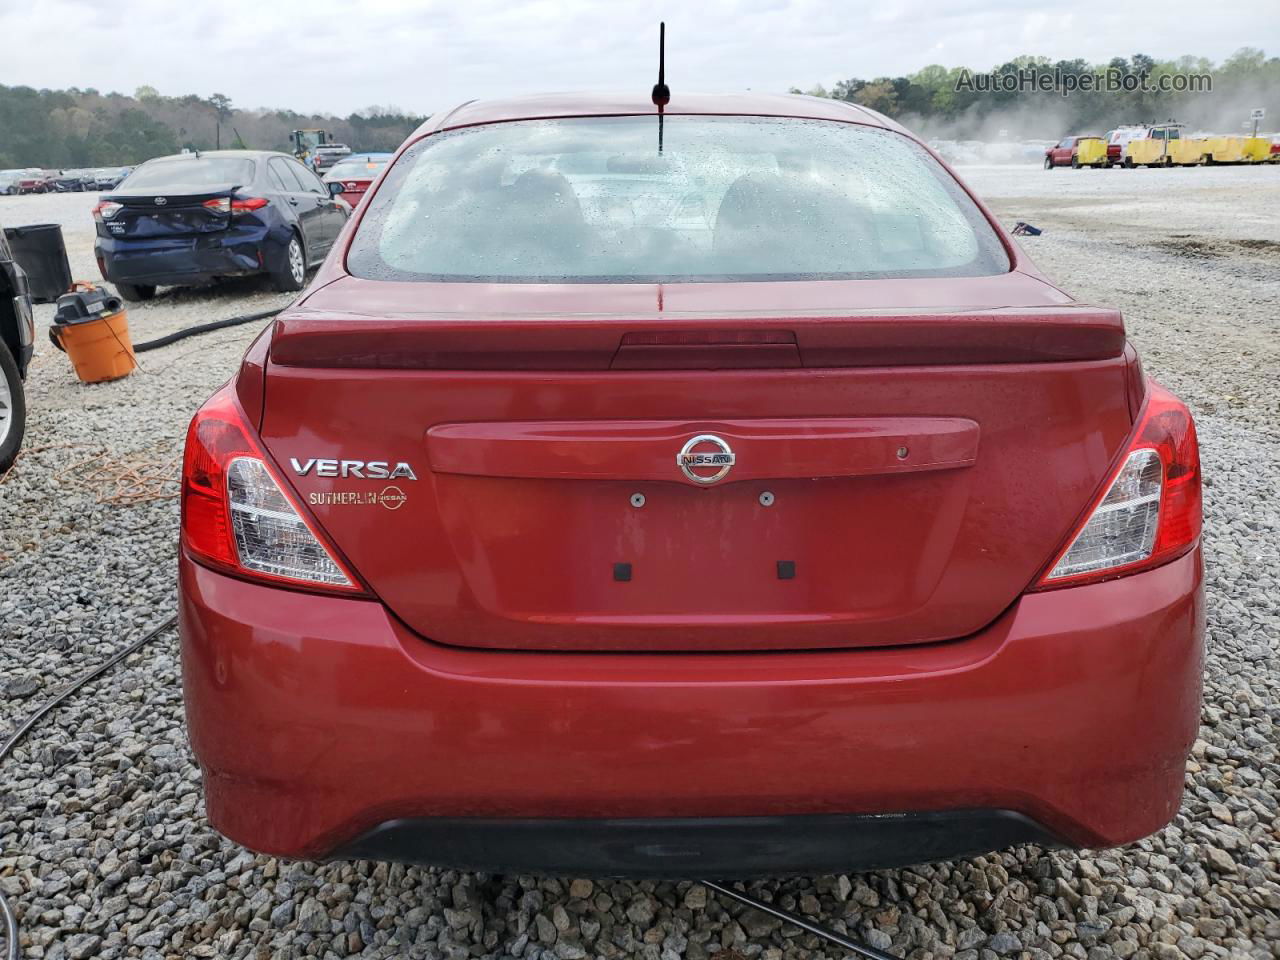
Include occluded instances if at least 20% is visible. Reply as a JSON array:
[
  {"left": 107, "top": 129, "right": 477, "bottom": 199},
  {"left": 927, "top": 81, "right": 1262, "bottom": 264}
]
[{"left": 1, "top": 166, "right": 1278, "bottom": 960}]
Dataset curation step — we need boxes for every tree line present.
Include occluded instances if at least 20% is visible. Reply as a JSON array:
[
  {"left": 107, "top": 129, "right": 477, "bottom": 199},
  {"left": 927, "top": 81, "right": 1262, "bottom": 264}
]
[
  {"left": 2, "top": 47, "right": 1275, "bottom": 169},
  {"left": 0, "top": 84, "right": 424, "bottom": 169},
  {"left": 793, "top": 47, "right": 1277, "bottom": 140}
]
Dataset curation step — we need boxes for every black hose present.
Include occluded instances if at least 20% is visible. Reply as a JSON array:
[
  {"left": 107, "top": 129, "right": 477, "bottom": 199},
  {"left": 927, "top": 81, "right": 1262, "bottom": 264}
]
[
  {"left": 703, "top": 880, "right": 899, "bottom": 960},
  {"left": 132, "top": 308, "right": 282, "bottom": 353},
  {"left": 0, "top": 893, "right": 14, "bottom": 960},
  {"left": 0, "top": 615, "right": 178, "bottom": 960}
]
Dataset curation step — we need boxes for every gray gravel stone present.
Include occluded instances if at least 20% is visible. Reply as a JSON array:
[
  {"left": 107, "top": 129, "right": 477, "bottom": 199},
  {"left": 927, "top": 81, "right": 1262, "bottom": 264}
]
[
  {"left": 3, "top": 675, "right": 40, "bottom": 699},
  {"left": 64, "top": 933, "right": 102, "bottom": 959},
  {"left": 268, "top": 899, "right": 294, "bottom": 928}
]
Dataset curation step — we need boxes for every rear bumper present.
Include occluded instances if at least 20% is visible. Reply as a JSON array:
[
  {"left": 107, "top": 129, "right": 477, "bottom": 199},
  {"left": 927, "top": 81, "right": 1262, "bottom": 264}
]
[
  {"left": 336, "top": 811, "right": 1057, "bottom": 878},
  {"left": 180, "top": 547, "right": 1204, "bottom": 876},
  {"left": 95, "top": 223, "right": 286, "bottom": 286}
]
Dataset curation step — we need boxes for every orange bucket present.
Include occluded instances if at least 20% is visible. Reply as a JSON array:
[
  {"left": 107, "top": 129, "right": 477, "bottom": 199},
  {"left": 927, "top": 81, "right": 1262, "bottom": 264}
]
[{"left": 54, "top": 308, "right": 137, "bottom": 383}]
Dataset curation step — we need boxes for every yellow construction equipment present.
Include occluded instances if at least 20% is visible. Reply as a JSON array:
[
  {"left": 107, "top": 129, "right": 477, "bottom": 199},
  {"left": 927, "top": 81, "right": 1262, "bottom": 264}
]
[
  {"left": 1200, "top": 137, "right": 1241, "bottom": 163},
  {"left": 1123, "top": 123, "right": 1185, "bottom": 166},
  {"left": 1168, "top": 137, "right": 1210, "bottom": 165},
  {"left": 1120, "top": 123, "right": 1271, "bottom": 167},
  {"left": 1075, "top": 137, "right": 1108, "bottom": 167},
  {"left": 1126, "top": 138, "right": 1170, "bottom": 166},
  {"left": 1242, "top": 137, "right": 1272, "bottom": 163}
]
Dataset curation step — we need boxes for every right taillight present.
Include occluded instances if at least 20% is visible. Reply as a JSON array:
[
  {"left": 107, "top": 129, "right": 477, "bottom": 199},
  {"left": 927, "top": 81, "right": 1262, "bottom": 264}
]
[
  {"left": 202, "top": 197, "right": 268, "bottom": 215},
  {"left": 181, "top": 385, "right": 364, "bottom": 595},
  {"left": 1035, "top": 379, "right": 1201, "bottom": 589}
]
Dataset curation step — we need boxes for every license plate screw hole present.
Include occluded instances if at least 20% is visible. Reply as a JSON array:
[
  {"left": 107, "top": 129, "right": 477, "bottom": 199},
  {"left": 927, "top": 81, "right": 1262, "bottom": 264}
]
[
  {"left": 896, "top": 446, "right": 909, "bottom": 460},
  {"left": 759, "top": 491, "right": 775, "bottom": 507},
  {"left": 630, "top": 492, "right": 646, "bottom": 508}
]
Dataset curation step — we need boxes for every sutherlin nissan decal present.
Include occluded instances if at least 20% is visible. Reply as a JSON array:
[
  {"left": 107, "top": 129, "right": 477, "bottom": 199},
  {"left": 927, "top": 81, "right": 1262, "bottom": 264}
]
[{"left": 290, "top": 458, "right": 418, "bottom": 481}]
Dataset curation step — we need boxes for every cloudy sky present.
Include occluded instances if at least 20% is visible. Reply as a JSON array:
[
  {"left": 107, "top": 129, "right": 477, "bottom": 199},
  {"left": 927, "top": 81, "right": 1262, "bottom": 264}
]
[{"left": 1, "top": 0, "right": 1275, "bottom": 116}]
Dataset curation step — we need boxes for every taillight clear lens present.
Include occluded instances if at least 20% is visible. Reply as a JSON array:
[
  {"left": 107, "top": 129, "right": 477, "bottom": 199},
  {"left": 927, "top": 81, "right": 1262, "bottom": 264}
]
[
  {"left": 1036, "top": 379, "right": 1201, "bottom": 589},
  {"left": 227, "top": 458, "right": 351, "bottom": 586},
  {"left": 93, "top": 201, "right": 123, "bottom": 221},
  {"left": 1044, "top": 448, "right": 1162, "bottom": 580},
  {"left": 202, "top": 197, "right": 231, "bottom": 214},
  {"left": 181, "top": 386, "right": 361, "bottom": 594}
]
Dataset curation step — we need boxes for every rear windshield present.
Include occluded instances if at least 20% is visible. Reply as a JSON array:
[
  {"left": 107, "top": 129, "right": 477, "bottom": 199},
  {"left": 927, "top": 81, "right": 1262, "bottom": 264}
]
[
  {"left": 122, "top": 157, "right": 256, "bottom": 189},
  {"left": 347, "top": 116, "right": 1009, "bottom": 283}
]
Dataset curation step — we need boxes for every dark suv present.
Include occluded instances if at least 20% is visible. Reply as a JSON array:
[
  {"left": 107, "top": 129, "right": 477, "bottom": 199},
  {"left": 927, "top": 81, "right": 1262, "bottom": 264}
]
[{"left": 0, "top": 224, "right": 35, "bottom": 471}]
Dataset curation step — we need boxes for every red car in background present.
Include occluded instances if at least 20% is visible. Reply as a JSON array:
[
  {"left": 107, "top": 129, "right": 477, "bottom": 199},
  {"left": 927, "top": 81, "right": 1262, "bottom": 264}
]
[
  {"left": 16, "top": 172, "right": 55, "bottom": 194},
  {"left": 180, "top": 92, "right": 1203, "bottom": 878},
  {"left": 1044, "top": 135, "right": 1104, "bottom": 168},
  {"left": 322, "top": 153, "right": 391, "bottom": 210}
]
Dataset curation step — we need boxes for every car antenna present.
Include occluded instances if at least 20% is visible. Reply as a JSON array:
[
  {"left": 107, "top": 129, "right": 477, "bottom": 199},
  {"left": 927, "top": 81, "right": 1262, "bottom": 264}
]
[{"left": 651, "top": 21, "right": 670, "bottom": 155}]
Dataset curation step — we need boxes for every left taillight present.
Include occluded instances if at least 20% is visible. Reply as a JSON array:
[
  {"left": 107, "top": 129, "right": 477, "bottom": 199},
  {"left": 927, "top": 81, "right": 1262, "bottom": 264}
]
[
  {"left": 92, "top": 201, "right": 123, "bottom": 221},
  {"left": 181, "top": 385, "right": 364, "bottom": 594},
  {"left": 1035, "top": 379, "right": 1201, "bottom": 589}
]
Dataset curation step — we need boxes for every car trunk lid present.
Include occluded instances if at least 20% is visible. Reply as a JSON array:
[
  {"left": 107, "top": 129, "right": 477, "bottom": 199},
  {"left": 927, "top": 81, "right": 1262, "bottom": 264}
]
[
  {"left": 102, "top": 184, "right": 240, "bottom": 238},
  {"left": 257, "top": 275, "right": 1135, "bottom": 653}
]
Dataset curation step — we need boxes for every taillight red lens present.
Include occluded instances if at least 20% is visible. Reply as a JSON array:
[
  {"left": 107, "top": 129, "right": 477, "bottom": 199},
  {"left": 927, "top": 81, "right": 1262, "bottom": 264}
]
[
  {"left": 1035, "top": 379, "right": 1201, "bottom": 589},
  {"left": 181, "top": 386, "right": 364, "bottom": 594},
  {"left": 182, "top": 388, "right": 262, "bottom": 569},
  {"left": 231, "top": 196, "right": 269, "bottom": 213},
  {"left": 93, "top": 200, "right": 122, "bottom": 221}
]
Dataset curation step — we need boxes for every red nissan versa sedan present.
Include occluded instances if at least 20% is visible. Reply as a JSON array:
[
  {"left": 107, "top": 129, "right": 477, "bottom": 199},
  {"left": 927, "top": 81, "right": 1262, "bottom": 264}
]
[{"left": 179, "top": 93, "right": 1204, "bottom": 878}]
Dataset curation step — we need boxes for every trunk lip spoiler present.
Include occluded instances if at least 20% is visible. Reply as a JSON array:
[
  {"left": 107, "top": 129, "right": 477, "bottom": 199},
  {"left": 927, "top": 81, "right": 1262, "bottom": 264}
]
[{"left": 267, "top": 305, "right": 1127, "bottom": 370}]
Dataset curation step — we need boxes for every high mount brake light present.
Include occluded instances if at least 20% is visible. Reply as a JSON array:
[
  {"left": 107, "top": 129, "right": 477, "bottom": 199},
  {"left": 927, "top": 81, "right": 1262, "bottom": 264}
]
[
  {"left": 92, "top": 201, "right": 122, "bottom": 221},
  {"left": 1035, "top": 379, "right": 1201, "bottom": 589},
  {"left": 181, "top": 386, "right": 363, "bottom": 594}
]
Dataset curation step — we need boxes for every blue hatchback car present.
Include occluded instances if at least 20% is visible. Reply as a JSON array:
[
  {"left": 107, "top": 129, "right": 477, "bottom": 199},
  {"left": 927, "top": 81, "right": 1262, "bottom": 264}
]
[{"left": 93, "top": 150, "right": 348, "bottom": 301}]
